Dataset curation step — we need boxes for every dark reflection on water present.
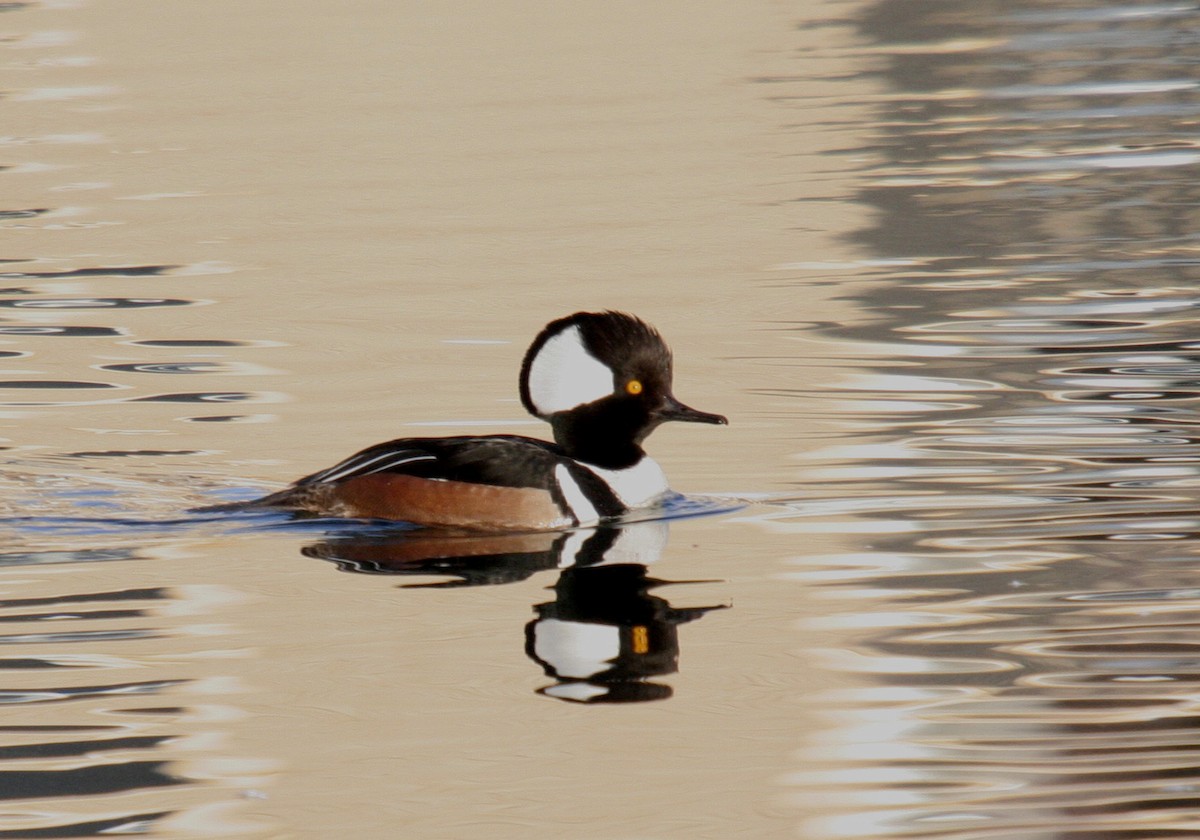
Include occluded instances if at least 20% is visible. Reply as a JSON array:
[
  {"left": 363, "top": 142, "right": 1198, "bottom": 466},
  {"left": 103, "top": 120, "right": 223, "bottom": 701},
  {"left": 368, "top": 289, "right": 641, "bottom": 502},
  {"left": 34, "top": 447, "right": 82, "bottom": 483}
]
[
  {"left": 0, "top": 812, "right": 173, "bottom": 839},
  {"left": 133, "top": 392, "right": 258, "bottom": 402},
  {"left": 0, "top": 381, "right": 119, "bottom": 389},
  {"left": 0, "top": 326, "right": 123, "bottom": 337},
  {"left": 0, "top": 760, "right": 180, "bottom": 798},
  {"left": 311, "top": 519, "right": 726, "bottom": 703},
  {"left": 776, "top": 2, "right": 1200, "bottom": 837},
  {"left": 0, "top": 210, "right": 49, "bottom": 220},
  {"left": 0, "top": 298, "right": 195, "bottom": 309},
  {"left": 99, "top": 362, "right": 233, "bottom": 374},
  {"left": 62, "top": 450, "right": 203, "bottom": 459},
  {"left": 130, "top": 339, "right": 255, "bottom": 347},
  {"left": 0, "top": 265, "right": 177, "bottom": 280}
]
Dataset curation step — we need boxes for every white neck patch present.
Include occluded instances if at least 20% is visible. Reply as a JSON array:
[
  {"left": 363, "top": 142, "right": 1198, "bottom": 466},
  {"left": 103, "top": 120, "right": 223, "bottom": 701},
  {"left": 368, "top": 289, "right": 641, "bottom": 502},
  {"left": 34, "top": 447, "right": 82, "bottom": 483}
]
[
  {"left": 526, "top": 325, "right": 614, "bottom": 416},
  {"left": 582, "top": 457, "right": 669, "bottom": 508}
]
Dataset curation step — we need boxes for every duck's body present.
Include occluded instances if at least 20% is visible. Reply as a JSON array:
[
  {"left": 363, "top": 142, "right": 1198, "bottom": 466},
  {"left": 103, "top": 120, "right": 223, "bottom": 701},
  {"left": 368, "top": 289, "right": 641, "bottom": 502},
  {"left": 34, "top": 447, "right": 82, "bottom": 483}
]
[
  {"left": 222, "top": 312, "right": 725, "bottom": 530},
  {"left": 248, "top": 434, "right": 665, "bottom": 530}
]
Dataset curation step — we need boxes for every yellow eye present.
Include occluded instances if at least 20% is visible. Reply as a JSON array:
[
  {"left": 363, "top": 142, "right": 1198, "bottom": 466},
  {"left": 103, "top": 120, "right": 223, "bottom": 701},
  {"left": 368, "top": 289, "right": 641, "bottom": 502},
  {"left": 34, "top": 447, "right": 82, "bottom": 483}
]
[{"left": 625, "top": 379, "right": 643, "bottom": 396}]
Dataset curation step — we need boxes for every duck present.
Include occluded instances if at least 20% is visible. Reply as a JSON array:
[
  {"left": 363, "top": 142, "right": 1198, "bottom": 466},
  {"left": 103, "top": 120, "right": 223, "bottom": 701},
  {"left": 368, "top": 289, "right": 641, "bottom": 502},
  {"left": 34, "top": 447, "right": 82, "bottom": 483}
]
[{"left": 218, "top": 311, "right": 726, "bottom": 530}]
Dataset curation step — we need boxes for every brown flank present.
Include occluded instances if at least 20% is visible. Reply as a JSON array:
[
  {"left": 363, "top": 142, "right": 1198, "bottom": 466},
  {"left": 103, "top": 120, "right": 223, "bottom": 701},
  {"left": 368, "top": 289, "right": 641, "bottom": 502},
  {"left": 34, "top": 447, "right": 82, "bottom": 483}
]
[{"left": 303, "top": 473, "right": 572, "bottom": 531}]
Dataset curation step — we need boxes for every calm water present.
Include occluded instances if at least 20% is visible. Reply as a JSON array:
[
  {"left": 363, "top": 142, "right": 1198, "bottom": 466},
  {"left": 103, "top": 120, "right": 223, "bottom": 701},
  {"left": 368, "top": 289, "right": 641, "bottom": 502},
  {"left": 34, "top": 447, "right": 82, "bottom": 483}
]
[{"left": 4, "top": 0, "right": 1200, "bottom": 837}]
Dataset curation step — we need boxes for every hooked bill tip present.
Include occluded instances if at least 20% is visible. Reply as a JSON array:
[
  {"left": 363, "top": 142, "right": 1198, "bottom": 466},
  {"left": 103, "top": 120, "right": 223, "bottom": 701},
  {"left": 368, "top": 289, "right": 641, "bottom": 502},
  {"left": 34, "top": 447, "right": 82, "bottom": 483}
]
[
  {"left": 658, "top": 398, "right": 727, "bottom": 426},
  {"left": 694, "top": 411, "right": 729, "bottom": 426}
]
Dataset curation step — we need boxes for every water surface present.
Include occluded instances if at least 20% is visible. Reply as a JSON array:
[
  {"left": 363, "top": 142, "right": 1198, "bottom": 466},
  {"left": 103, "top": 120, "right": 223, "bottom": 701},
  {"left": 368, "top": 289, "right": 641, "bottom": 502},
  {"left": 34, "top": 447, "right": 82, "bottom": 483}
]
[{"left": 4, "top": 0, "right": 1200, "bottom": 837}]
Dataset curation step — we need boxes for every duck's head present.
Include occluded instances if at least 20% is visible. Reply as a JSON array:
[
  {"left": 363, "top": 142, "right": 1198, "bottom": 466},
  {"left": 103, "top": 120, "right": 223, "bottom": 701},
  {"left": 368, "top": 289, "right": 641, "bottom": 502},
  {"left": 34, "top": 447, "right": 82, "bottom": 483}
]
[{"left": 519, "top": 311, "right": 726, "bottom": 467}]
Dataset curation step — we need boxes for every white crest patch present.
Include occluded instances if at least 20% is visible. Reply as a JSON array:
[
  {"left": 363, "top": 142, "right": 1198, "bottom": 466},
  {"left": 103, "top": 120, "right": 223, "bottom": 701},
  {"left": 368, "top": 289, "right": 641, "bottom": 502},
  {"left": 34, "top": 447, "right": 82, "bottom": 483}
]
[
  {"left": 582, "top": 457, "right": 669, "bottom": 508},
  {"left": 526, "top": 325, "right": 614, "bottom": 416}
]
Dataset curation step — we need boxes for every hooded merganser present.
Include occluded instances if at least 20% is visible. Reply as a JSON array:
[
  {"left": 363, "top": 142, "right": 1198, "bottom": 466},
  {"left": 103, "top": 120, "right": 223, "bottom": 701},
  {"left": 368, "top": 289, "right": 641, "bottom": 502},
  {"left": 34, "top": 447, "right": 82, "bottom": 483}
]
[{"left": 224, "top": 311, "right": 726, "bottom": 530}]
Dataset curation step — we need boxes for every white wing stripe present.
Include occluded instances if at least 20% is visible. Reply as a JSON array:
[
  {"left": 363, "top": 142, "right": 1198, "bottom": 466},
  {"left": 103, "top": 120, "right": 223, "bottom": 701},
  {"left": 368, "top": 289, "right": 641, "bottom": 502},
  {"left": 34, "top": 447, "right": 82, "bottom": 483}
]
[
  {"left": 554, "top": 463, "right": 599, "bottom": 526},
  {"left": 315, "top": 451, "right": 436, "bottom": 483}
]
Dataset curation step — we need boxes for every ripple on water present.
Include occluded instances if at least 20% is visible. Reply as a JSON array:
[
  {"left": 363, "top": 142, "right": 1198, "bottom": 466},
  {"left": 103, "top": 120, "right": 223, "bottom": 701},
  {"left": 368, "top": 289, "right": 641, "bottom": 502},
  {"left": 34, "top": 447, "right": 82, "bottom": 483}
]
[
  {"left": 0, "top": 264, "right": 178, "bottom": 279},
  {"left": 0, "top": 251, "right": 283, "bottom": 437},
  {"left": 0, "top": 326, "right": 124, "bottom": 337},
  {"left": 766, "top": 1, "right": 1200, "bottom": 837},
  {"left": 0, "top": 298, "right": 200, "bottom": 309}
]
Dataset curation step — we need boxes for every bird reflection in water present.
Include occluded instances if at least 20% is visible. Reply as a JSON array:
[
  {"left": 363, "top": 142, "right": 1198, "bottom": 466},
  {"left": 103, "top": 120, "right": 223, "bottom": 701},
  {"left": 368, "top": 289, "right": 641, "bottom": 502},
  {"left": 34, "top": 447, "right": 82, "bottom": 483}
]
[{"left": 303, "top": 521, "right": 726, "bottom": 702}]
